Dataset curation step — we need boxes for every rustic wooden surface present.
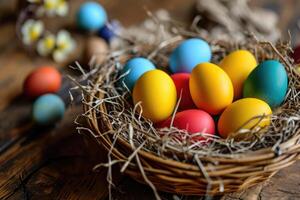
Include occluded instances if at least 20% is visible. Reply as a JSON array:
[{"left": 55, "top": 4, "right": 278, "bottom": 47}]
[{"left": 0, "top": 0, "right": 300, "bottom": 200}]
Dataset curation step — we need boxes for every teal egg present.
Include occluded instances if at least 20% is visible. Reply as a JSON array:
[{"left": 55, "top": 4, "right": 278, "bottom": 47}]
[
  {"left": 243, "top": 60, "right": 288, "bottom": 108},
  {"left": 33, "top": 94, "right": 65, "bottom": 125}
]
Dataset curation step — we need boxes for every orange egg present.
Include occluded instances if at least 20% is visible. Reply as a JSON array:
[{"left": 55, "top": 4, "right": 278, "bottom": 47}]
[{"left": 24, "top": 66, "right": 62, "bottom": 98}]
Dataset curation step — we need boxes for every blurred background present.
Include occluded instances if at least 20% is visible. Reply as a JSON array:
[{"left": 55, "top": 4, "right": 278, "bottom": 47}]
[
  {"left": 0, "top": 0, "right": 300, "bottom": 109},
  {"left": 1, "top": 0, "right": 300, "bottom": 199}
]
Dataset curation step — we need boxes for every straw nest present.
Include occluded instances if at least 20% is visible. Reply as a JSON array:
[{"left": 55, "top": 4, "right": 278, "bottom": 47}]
[{"left": 74, "top": 18, "right": 300, "bottom": 199}]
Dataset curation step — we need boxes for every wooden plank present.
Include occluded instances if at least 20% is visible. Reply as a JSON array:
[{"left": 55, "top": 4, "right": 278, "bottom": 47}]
[{"left": 0, "top": 107, "right": 110, "bottom": 200}]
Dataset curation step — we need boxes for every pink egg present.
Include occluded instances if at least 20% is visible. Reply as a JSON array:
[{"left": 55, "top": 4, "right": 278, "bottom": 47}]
[
  {"left": 157, "top": 109, "right": 215, "bottom": 141},
  {"left": 171, "top": 73, "right": 195, "bottom": 110}
]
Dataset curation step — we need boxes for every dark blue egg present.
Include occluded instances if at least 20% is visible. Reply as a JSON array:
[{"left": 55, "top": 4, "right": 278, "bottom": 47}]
[
  {"left": 77, "top": 1, "right": 107, "bottom": 31},
  {"left": 243, "top": 60, "right": 288, "bottom": 108},
  {"left": 33, "top": 94, "right": 65, "bottom": 125},
  {"left": 98, "top": 20, "right": 120, "bottom": 42}
]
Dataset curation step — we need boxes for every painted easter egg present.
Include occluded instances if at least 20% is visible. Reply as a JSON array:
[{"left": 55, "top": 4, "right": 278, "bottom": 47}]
[
  {"left": 98, "top": 20, "right": 120, "bottom": 42},
  {"left": 158, "top": 109, "right": 215, "bottom": 138},
  {"left": 170, "top": 73, "right": 195, "bottom": 110},
  {"left": 133, "top": 70, "right": 177, "bottom": 123},
  {"left": 169, "top": 38, "right": 212, "bottom": 73},
  {"left": 218, "top": 98, "right": 272, "bottom": 138},
  {"left": 24, "top": 66, "right": 61, "bottom": 98},
  {"left": 121, "top": 57, "right": 156, "bottom": 91},
  {"left": 189, "top": 63, "right": 234, "bottom": 115},
  {"left": 32, "top": 94, "right": 65, "bottom": 125},
  {"left": 219, "top": 50, "right": 257, "bottom": 99},
  {"left": 291, "top": 45, "right": 300, "bottom": 64},
  {"left": 243, "top": 60, "right": 288, "bottom": 108},
  {"left": 85, "top": 36, "right": 108, "bottom": 67},
  {"left": 77, "top": 1, "right": 107, "bottom": 31}
]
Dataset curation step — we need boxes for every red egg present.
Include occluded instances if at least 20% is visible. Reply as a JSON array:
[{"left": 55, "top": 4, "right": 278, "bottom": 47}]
[
  {"left": 24, "top": 66, "right": 62, "bottom": 98},
  {"left": 171, "top": 73, "right": 195, "bottom": 110},
  {"left": 157, "top": 109, "right": 215, "bottom": 141},
  {"left": 292, "top": 45, "right": 300, "bottom": 64}
]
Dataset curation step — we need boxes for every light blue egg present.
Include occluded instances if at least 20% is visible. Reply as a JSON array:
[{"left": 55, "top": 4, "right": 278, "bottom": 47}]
[
  {"left": 243, "top": 60, "right": 288, "bottom": 108},
  {"left": 77, "top": 1, "right": 107, "bottom": 31},
  {"left": 33, "top": 94, "right": 65, "bottom": 125},
  {"left": 121, "top": 57, "right": 156, "bottom": 91},
  {"left": 169, "top": 38, "right": 212, "bottom": 73}
]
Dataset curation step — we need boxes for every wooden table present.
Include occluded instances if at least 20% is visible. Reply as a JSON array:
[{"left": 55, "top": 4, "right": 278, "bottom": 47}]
[{"left": 0, "top": 0, "right": 300, "bottom": 199}]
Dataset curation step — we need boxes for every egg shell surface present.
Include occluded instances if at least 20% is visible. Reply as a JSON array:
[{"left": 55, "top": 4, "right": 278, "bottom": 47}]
[
  {"left": 219, "top": 50, "right": 257, "bottom": 99},
  {"left": 291, "top": 45, "right": 300, "bottom": 64},
  {"left": 169, "top": 38, "right": 212, "bottom": 73},
  {"left": 85, "top": 36, "right": 108, "bottom": 67},
  {"left": 133, "top": 70, "right": 177, "bottom": 123},
  {"left": 218, "top": 98, "right": 272, "bottom": 138},
  {"left": 189, "top": 62, "right": 234, "bottom": 115},
  {"left": 170, "top": 73, "right": 195, "bottom": 110},
  {"left": 77, "top": 1, "right": 107, "bottom": 31},
  {"left": 243, "top": 60, "right": 288, "bottom": 108},
  {"left": 98, "top": 20, "right": 119, "bottom": 42},
  {"left": 33, "top": 94, "right": 65, "bottom": 125},
  {"left": 121, "top": 57, "right": 156, "bottom": 91},
  {"left": 24, "top": 66, "right": 61, "bottom": 98},
  {"left": 158, "top": 109, "right": 215, "bottom": 136}
]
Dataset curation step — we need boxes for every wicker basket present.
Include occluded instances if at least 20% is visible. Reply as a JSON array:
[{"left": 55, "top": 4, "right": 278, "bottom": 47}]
[{"left": 83, "top": 40, "right": 300, "bottom": 196}]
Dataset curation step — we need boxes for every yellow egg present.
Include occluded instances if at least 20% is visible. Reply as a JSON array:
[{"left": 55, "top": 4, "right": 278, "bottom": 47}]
[
  {"left": 218, "top": 98, "right": 272, "bottom": 138},
  {"left": 189, "top": 62, "right": 233, "bottom": 115},
  {"left": 219, "top": 50, "right": 257, "bottom": 99},
  {"left": 133, "top": 69, "right": 177, "bottom": 123}
]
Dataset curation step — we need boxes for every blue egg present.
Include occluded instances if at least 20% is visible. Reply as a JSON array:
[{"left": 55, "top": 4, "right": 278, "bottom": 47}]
[
  {"left": 169, "top": 38, "right": 212, "bottom": 73},
  {"left": 243, "top": 60, "right": 288, "bottom": 108},
  {"left": 77, "top": 1, "right": 107, "bottom": 31},
  {"left": 121, "top": 57, "right": 156, "bottom": 91},
  {"left": 98, "top": 20, "right": 120, "bottom": 42},
  {"left": 33, "top": 94, "right": 65, "bottom": 125}
]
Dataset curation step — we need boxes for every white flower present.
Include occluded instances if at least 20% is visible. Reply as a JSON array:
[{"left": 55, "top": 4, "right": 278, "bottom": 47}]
[
  {"left": 43, "top": 0, "right": 69, "bottom": 17},
  {"left": 53, "top": 30, "right": 76, "bottom": 62},
  {"left": 37, "top": 33, "right": 56, "bottom": 56},
  {"left": 21, "top": 19, "right": 44, "bottom": 45}
]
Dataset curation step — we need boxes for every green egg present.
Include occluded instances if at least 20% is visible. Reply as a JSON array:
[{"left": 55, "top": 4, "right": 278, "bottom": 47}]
[{"left": 243, "top": 60, "right": 288, "bottom": 108}]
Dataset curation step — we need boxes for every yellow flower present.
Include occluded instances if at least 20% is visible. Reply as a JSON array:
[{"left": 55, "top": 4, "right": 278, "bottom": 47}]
[
  {"left": 21, "top": 19, "right": 44, "bottom": 45},
  {"left": 37, "top": 33, "right": 56, "bottom": 56},
  {"left": 43, "top": 0, "right": 68, "bottom": 17},
  {"left": 53, "top": 30, "right": 76, "bottom": 62}
]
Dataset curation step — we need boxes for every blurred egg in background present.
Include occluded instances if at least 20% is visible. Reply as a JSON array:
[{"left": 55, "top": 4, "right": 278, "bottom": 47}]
[
  {"left": 77, "top": 1, "right": 107, "bottom": 31},
  {"left": 32, "top": 94, "right": 65, "bottom": 125},
  {"left": 24, "top": 66, "right": 62, "bottom": 98}
]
